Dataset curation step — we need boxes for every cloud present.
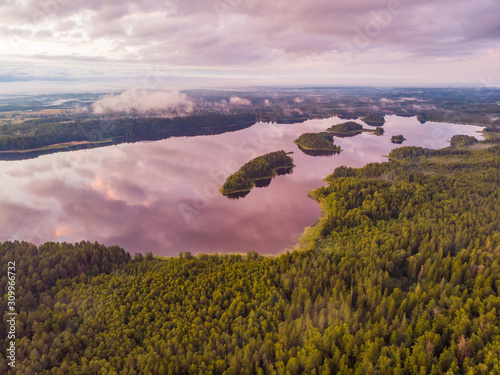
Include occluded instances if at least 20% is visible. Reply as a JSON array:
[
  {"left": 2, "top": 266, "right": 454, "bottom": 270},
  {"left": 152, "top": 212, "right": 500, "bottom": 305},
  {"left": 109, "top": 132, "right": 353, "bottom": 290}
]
[
  {"left": 92, "top": 88, "right": 194, "bottom": 114},
  {"left": 0, "top": 201, "right": 49, "bottom": 244},
  {"left": 411, "top": 103, "right": 437, "bottom": 111},
  {"left": 294, "top": 97, "right": 304, "bottom": 103},
  {"left": 4, "top": 0, "right": 500, "bottom": 62},
  {"left": 0, "top": 0, "right": 499, "bottom": 88},
  {"left": 229, "top": 96, "right": 251, "bottom": 106},
  {"left": 380, "top": 98, "right": 395, "bottom": 104}
]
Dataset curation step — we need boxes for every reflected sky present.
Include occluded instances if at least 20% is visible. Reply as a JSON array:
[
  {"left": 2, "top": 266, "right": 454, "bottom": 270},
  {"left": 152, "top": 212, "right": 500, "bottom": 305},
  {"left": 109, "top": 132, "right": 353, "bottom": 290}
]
[{"left": 0, "top": 116, "right": 484, "bottom": 256}]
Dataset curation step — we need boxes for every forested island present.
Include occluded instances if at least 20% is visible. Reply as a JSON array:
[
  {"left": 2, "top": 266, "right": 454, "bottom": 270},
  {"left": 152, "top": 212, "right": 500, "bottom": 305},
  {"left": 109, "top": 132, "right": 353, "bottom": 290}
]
[
  {"left": 361, "top": 114, "right": 386, "bottom": 126},
  {"left": 327, "top": 121, "right": 383, "bottom": 138},
  {"left": 391, "top": 134, "right": 406, "bottom": 144},
  {"left": 2, "top": 144, "right": 500, "bottom": 374},
  {"left": 294, "top": 133, "right": 341, "bottom": 156},
  {"left": 220, "top": 150, "right": 294, "bottom": 196},
  {"left": 327, "top": 121, "right": 364, "bottom": 136},
  {"left": 0, "top": 113, "right": 256, "bottom": 160}
]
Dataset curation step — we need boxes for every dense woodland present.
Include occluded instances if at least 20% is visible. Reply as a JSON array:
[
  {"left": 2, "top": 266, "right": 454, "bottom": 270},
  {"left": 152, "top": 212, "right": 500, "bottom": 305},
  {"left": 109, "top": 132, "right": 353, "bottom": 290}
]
[
  {"left": 294, "top": 133, "right": 339, "bottom": 151},
  {"left": 221, "top": 151, "right": 294, "bottom": 195},
  {"left": 1, "top": 144, "right": 500, "bottom": 374},
  {"left": 0, "top": 113, "right": 256, "bottom": 151}
]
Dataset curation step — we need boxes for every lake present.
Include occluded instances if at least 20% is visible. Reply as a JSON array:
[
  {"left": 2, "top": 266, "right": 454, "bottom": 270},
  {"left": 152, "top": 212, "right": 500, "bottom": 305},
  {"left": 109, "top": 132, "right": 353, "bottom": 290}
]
[{"left": 0, "top": 116, "right": 484, "bottom": 256}]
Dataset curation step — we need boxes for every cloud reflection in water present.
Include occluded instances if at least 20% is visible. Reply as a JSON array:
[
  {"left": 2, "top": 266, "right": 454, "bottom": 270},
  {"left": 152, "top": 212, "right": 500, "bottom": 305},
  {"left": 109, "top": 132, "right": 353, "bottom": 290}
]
[{"left": 0, "top": 116, "right": 484, "bottom": 255}]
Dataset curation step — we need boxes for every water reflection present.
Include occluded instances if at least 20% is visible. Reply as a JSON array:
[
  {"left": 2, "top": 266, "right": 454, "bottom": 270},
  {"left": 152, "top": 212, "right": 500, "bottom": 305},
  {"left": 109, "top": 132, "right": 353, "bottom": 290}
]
[
  {"left": 275, "top": 167, "right": 294, "bottom": 176},
  {"left": 0, "top": 121, "right": 256, "bottom": 161},
  {"left": 223, "top": 168, "right": 293, "bottom": 198},
  {"left": 254, "top": 178, "right": 272, "bottom": 188},
  {"left": 296, "top": 146, "right": 341, "bottom": 157},
  {"left": 224, "top": 191, "right": 251, "bottom": 199},
  {"left": 331, "top": 132, "right": 362, "bottom": 138},
  {"left": 0, "top": 116, "right": 485, "bottom": 256}
]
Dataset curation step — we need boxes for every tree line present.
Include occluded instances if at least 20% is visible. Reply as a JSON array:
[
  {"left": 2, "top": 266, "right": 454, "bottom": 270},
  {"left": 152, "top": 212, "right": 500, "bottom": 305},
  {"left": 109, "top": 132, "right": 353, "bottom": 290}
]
[{"left": 0, "top": 113, "right": 256, "bottom": 151}]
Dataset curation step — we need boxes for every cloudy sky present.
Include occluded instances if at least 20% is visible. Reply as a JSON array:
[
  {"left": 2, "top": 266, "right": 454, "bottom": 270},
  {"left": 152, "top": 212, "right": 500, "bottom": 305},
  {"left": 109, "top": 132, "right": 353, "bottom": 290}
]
[{"left": 1, "top": 0, "right": 499, "bottom": 92}]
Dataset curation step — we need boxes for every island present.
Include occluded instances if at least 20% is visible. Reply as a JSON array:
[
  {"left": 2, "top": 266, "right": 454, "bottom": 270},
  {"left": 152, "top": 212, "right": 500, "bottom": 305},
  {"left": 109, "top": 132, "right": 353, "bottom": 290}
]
[
  {"left": 220, "top": 150, "right": 294, "bottom": 197},
  {"left": 327, "top": 121, "right": 364, "bottom": 137},
  {"left": 327, "top": 121, "right": 385, "bottom": 138},
  {"left": 294, "top": 132, "right": 341, "bottom": 156},
  {"left": 361, "top": 113, "right": 386, "bottom": 126},
  {"left": 450, "top": 134, "right": 478, "bottom": 146},
  {"left": 391, "top": 134, "right": 406, "bottom": 144}
]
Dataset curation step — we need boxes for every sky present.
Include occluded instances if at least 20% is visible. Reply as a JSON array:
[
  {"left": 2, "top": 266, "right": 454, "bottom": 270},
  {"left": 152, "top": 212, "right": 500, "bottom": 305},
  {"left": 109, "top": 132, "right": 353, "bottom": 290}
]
[{"left": 1, "top": 0, "right": 500, "bottom": 93}]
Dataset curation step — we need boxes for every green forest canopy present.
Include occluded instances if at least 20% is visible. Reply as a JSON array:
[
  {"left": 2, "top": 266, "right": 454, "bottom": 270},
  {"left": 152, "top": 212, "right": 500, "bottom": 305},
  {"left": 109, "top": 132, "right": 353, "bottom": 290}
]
[
  {"left": 294, "top": 133, "right": 340, "bottom": 151},
  {"left": 1, "top": 145, "right": 500, "bottom": 374},
  {"left": 327, "top": 121, "right": 363, "bottom": 134}
]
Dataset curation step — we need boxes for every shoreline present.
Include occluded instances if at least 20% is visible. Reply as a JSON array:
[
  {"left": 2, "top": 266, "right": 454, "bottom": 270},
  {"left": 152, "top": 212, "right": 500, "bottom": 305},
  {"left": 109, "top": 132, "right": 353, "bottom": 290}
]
[{"left": 0, "top": 120, "right": 257, "bottom": 161}]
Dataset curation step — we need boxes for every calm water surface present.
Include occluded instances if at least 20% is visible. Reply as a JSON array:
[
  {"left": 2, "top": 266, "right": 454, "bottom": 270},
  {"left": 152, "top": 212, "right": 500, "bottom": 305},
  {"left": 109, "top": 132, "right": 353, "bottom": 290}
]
[{"left": 0, "top": 116, "right": 484, "bottom": 255}]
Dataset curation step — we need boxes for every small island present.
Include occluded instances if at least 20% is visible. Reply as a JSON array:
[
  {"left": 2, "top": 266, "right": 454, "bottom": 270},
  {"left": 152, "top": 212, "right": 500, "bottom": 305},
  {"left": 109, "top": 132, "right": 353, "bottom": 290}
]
[
  {"left": 327, "top": 121, "right": 364, "bottom": 136},
  {"left": 450, "top": 134, "right": 478, "bottom": 146},
  {"left": 294, "top": 132, "right": 341, "bottom": 156},
  {"left": 220, "top": 150, "right": 294, "bottom": 197},
  {"left": 361, "top": 114, "right": 386, "bottom": 126},
  {"left": 391, "top": 134, "right": 406, "bottom": 144},
  {"left": 327, "top": 121, "right": 385, "bottom": 138}
]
